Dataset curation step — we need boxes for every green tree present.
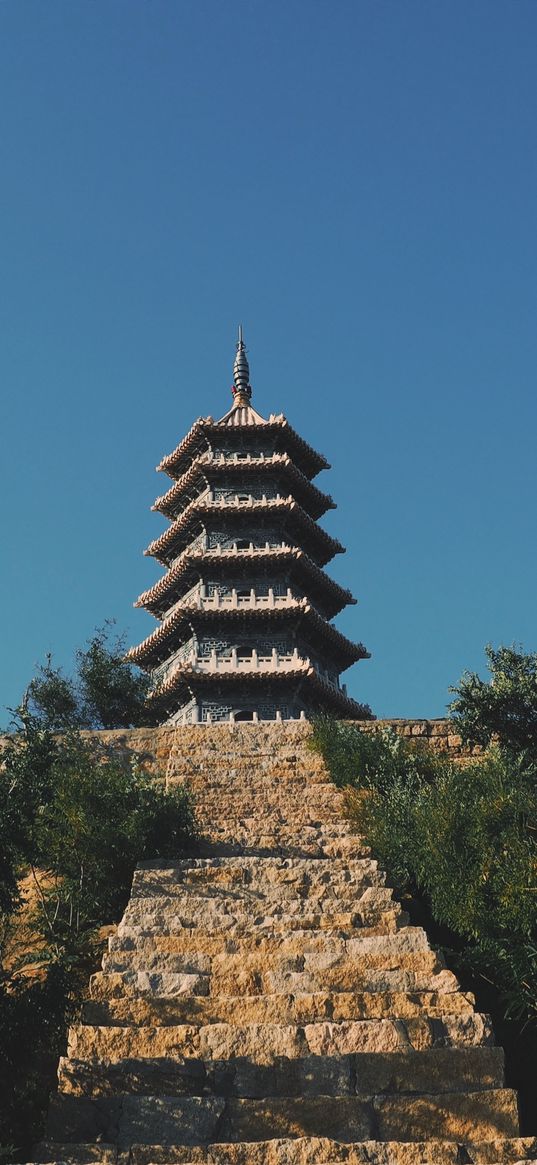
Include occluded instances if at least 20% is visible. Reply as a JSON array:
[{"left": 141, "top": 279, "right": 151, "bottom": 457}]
[
  {"left": 76, "top": 623, "right": 151, "bottom": 729},
  {"left": 449, "top": 644, "right": 537, "bottom": 755},
  {"left": 25, "top": 621, "right": 151, "bottom": 731},
  {"left": 0, "top": 714, "right": 60, "bottom": 918}
]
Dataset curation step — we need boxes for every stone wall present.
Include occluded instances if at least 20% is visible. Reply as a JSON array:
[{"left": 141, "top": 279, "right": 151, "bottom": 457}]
[
  {"left": 86, "top": 718, "right": 476, "bottom": 782},
  {"left": 348, "top": 718, "right": 479, "bottom": 756}
]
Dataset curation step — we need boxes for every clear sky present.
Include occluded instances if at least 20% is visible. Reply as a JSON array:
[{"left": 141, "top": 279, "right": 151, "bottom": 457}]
[{"left": 1, "top": 0, "right": 536, "bottom": 725}]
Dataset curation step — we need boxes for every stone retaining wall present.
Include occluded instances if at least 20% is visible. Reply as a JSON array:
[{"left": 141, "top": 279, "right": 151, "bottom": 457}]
[{"left": 88, "top": 718, "right": 475, "bottom": 776}]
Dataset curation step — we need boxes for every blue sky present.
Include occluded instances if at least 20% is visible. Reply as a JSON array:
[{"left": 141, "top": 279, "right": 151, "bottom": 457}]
[{"left": 1, "top": 0, "right": 536, "bottom": 724}]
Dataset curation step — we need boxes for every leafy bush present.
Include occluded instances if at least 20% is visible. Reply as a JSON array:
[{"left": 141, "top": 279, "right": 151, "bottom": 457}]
[
  {"left": 0, "top": 712, "right": 197, "bottom": 1157},
  {"left": 0, "top": 967, "right": 70, "bottom": 1162},
  {"left": 33, "top": 731, "right": 195, "bottom": 946},
  {"left": 0, "top": 718, "right": 59, "bottom": 918},
  {"left": 311, "top": 715, "right": 441, "bottom": 793},
  {"left": 25, "top": 621, "right": 151, "bottom": 730},
  {"left": 310, "top": 716, "right": 537, "bottom": 1022}
]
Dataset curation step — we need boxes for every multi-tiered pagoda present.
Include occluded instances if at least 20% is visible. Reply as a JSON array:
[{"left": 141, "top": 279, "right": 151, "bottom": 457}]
[{"left": 128, "top": 330, "right": 370, "bottom": 724}]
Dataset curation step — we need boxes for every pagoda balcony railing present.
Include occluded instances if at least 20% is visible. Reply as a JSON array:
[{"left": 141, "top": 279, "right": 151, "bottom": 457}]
[
  {"left": 164, "top": 586, "right": 328, "bottom": 623},
  {"left": 205, "top": 450, "right": 278, "bottom": 464},
  {"left": 171, "top": 587, "right": 297, "bottom": 613},
  {"left": 198, "top": 589, "right": 295, "bottom": 610},
  {"left": 199, "top": 649, "right": 302, "bottom": 673},
  {"left": 193, "top": 494, "right": 293, "bottom": 510},
  {"left": 152, "top": 647, "right": 341, "bottom": 692},
  {"left": 170, "top": 486, "right": 285, "bottom": 511},
  {"left": 170, "top": 541, "right": 290, "bottom": 571}
]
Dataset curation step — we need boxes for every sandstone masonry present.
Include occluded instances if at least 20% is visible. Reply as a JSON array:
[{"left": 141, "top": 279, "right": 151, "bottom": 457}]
[{"left": 36, "top": 721, "right": 527, "bottom": 1165}]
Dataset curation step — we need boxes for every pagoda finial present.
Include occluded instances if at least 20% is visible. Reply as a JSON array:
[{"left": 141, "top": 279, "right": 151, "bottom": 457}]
[{"left": 232, "top": 324, "right": 252, "bottom": 405}]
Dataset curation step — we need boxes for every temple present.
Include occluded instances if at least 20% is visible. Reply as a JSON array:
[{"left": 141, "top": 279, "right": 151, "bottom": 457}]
[{"left": 128, "top": 329, "right": 370, "bottom": 723}]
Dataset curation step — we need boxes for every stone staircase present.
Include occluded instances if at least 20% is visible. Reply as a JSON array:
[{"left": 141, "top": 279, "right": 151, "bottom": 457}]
[{"left": 39, "top": 723, "right": 537, "bottom": 1164}]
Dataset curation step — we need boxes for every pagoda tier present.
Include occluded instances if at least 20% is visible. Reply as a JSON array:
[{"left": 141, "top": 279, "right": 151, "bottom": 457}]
[
  {"left": 144, "top": 495, "right": 344, "bottom": 568},
  {"left": 152, "top": 452, "right": 335, "bottom": 521},
  {"left": 130, "top": 329, "right": 370, "bottom": 724},
  {"left": 145, "top": 658, "right": 367, "bottom": 722},
  {"left": 158, "top": 415, "right": 329, "bottom": 482},
  {"left": 136, "top": 546, "right": 356, "bottom": 621},
  {"left": 127, "top": 598, "right": 368, "bottom": 672}
]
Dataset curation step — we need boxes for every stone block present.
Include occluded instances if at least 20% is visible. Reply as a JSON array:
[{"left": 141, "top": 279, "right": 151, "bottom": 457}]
[{"left": 374, "top": 1087, "right": 519, "bottom": 1140}]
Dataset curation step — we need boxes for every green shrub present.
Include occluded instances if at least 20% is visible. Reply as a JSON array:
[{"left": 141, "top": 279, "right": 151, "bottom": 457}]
[
  {"left": 34, "top": 732, "right": 195, "bottom": 946},
  {"left": 311, "top": 716, "right": 537, "bottom": 1023},
  {"left": 0, "top": 712, "right": 197, "bottom": 1156},
  {"left": 0, "top": 967, "right": 70, "bottom": 1162}
]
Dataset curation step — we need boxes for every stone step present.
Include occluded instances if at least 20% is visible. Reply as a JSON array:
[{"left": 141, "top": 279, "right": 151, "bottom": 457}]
[
  {"left": 45, "top": 1089, "right": 520, "bottom": 1147},
  {"left": 121, "top": 907, "right": 402, "bottom": 929},
  {"left": 194, "top": 826, "right": 367, "bottom": 846},
  {"left": 115, "top": 912, "right": 404, "bottom": 941},
  {"left": 124, "top": 884, "right": 394, "bottom": 917},
  {"left": 167, "top": 740, "right": 323, "bottom": 759},
  {"left": 82, "top": 987, "right": 478, "bottom": 1027},
  {"left": 131, "top": 856, "right": 383, "bottom": 890},
  {"left": 180, "top": 778, "right": 339, "bottom": 795},
  {"left": 167, "top": 758, "right": 325, "bottom": 775},
  {"left": 193, "top": 838, "right": 369, "bottom": 861},
  {"left": 103, "top": 947, "right": 438, "bottom": 979},
  {"left": 118, "top": 908, "right": 401, "bottom": 935},
  {"left": 188, "top": 798, "right": 342, "bottom": 818},
  {"left": 108, "top": 925, "right": 428, "bottom": 956},
  {"left": 90, "top": 959, "right": 460, "bottom": 999},
  {"left": 35, "top": 1147, "right": 118, "bottom": 1165},
  {"left": 35, "top": 1137, "right": 537, "bottom": 1165},
  {"left": 188, "top": 806, "right": 342, "bottom": 823},
  {"left": 57, "top": 1046, "right": 504, "bottom": 1101},
  {"left": 122, "top": 882, "right": 398, "bottom": 911},
  {"left": 66, "top": 1014, "right": 494, "bottom": 1063},
  {"left": 219, "top": 962, "right": 459, "bottom": 997},
  {"left": 103, "top": 928, "right": 432, "bottom": 973},
  {"left": 130, "top": 1140, "right": 537, "bottom": 1165},
  {"left": 190, "top": 812, "right": 343, "bottom": 830}
]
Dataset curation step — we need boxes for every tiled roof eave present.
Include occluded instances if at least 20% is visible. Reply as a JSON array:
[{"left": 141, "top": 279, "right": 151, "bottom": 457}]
[
  {"left": 144, "top": 498, "right": 344, "bottom": 565},
  {"left": 157, "top": 417, "right": 329, "bottom": 480},
  {"left": 157, "top": 418, "right": 212, "bottom": 476},
  {"left": 127, "top": 600, "right": 368, "bottom": 669},
  {"left": 147, "top": 660, "right": 311, "bottom": 702},
  {"left": 135, "top": 546, "right": 356, "bottom": 614},
  {"left": 152, "top": 453, "right": 335, "bottom": 519},
  {"left": 146, "top": 662, "right": 366, "bottom": 717}
]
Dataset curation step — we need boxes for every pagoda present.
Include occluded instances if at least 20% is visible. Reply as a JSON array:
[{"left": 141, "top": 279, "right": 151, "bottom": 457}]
[{"left": 128, "top": 329, "right": 370, "bottom": 724}]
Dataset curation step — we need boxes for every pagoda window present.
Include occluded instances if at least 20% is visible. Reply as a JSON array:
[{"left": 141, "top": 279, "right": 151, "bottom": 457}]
[
  {"left": 235, "top": 644, "right": 252, "bottom": 659},
  {"left": 208, "top": 531, "right": 234, "bottom": 549},
  {"left": 207, "top": 582, "right": 230, "bottom": 597},
  {"left": 233, "top": 710, "right": 255, "bottom": 721},
  {"left": 235, "top": 539, "right": 251, "bottom": 551},
  {"left": 201, "top": 701, "right": 233, "bottom": 722},
  {"left": 236, "top": 588, "right": 251, "bottom": 600}
]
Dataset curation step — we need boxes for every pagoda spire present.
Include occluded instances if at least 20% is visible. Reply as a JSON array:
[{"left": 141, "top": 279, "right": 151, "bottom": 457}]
[{"left": 232, "top": 325, "right": 252, "bottom": 405}]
